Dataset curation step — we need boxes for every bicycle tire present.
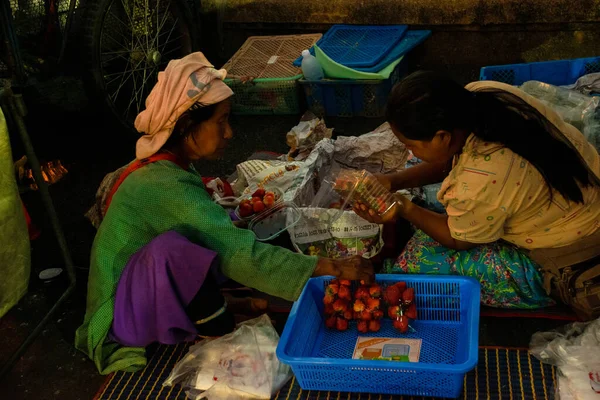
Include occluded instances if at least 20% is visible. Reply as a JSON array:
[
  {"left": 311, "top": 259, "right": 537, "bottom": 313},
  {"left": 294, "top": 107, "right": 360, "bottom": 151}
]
[{"left": 81, "top": 0, "right": 199, "bottom": 133}]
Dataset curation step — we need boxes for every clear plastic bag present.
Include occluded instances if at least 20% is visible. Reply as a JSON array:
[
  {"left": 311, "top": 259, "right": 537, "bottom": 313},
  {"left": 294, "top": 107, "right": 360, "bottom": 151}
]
[
  {"left": 163, "top": 314, "right": 291, "bottom": 400},
  {"left": 530, "top": 318, "right": 600, "bottom": 399}
]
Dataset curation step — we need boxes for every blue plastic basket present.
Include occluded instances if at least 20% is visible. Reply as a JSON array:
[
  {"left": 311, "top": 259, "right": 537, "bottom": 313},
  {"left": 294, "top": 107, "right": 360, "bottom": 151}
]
[
  {"left": 277, "top": 275, "right": 481, "bottom": 398},
  {"left": 299, "top": 57, "right": 407, "bottom": 118},
  {"left": 479, "top": 56, "right": 600, "bottom": 86},
  {"left": 313, "top": 25, "right": 407, "bottom": 68}
]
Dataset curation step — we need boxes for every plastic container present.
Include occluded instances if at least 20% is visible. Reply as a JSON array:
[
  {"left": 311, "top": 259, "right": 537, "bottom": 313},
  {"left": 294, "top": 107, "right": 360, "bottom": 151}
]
[
  {"left": 479, "top": 56, "right": 600, "bottom": 86},
  {"left": 315, "top": 45, "right": 403, "bottom": 80},
  {"left": 222, "top": 34, "right": 322, "bottom": 115},
  {"left": 332, "top": 169, "right": 396, "bottom": 216},
  {"left": 248, "top": 202, "right": 302, "bottom": 242},
  {"left": 300, "top": 57, "right": 407, "bottom": 117},
  {"left": 234, "top": 187, "right": 283, "bottom": 222},
  {"left": 277, "top": 275, "right": 481, "bottom": 397},
  {"left": 300, "top": 50, "right": 324, "bottom": 80},
  {"left": 315, "top": 25, "right": 407, "bottom": 68}
]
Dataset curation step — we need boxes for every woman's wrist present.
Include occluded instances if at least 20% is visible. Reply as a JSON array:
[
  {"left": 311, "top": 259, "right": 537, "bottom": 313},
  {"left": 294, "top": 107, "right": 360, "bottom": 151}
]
[
  {"left": 313, "top": 258, "right": 339, "bottom": 277},
  {"left": 393, "top": 193, "right": 414, "bottom": 220}
]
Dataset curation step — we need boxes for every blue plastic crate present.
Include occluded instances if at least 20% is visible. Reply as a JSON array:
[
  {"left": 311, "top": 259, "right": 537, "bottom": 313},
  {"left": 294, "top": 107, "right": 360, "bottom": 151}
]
[
  {"left": 479, "top": 56, "right": 600, "bottom": 86},
  {"left": 277, "top": 275, "right": 480, "bottom": 398},
  {"left": 299, "top": 58, "right": 407, "bottom": 118},
  {"left": 314, "top": 25, "right": 407, "bottom": 68},
  {"left": 354, "top": 30, "right": 431, "bottom": 73}
]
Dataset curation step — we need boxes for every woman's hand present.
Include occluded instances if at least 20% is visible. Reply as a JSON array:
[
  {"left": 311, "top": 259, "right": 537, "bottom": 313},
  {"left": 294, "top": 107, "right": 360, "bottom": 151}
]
[
  {"left": 352, "top": 193, "right": 412, "bottom": 225},
  {"left": 314, "top": 256, "right": 375, "bottom": 284}
]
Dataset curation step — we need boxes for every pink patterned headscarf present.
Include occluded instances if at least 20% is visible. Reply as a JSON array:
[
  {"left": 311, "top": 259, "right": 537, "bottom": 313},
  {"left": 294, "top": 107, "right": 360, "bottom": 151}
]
[{"left": 134, "top": 52, "right": 233, "bottom": 159}]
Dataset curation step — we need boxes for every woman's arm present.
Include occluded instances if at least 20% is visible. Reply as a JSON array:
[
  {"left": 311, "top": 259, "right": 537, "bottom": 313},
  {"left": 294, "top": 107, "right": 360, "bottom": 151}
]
[{"left": 381, "top": 161, "right": 452, "bottom": 191}]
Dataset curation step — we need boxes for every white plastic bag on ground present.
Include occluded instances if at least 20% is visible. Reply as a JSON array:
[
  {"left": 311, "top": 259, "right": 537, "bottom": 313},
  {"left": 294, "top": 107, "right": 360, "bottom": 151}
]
[
  {"left": 530, "top": 318, "right": 600, "bottom": 399},
  {"left": 163, "top": 314, "right": 291, "bottom": 400},
  {"left": 286, "top": 111, "right": 333, "bottom": 161}
]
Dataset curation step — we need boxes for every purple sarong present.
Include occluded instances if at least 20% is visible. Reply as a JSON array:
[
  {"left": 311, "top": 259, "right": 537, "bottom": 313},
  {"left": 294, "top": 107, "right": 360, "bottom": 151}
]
[{"left": 110, "top": 231, "right": 217, "bottom": 347}]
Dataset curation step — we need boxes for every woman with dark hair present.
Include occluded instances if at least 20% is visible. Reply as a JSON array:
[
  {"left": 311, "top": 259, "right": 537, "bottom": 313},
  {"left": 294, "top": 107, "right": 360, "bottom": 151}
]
[
  {"left": 355, "top": 71, "right": 600, "bottom": 317},
  {"left": 76, "top": 53, "right": 374, "bottom": 374}
]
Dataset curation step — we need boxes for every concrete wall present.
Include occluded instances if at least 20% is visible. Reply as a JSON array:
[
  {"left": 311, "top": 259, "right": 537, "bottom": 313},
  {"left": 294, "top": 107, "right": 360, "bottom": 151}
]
[{"left": 199, "top": 0, "right": 600, "bottom": 83}]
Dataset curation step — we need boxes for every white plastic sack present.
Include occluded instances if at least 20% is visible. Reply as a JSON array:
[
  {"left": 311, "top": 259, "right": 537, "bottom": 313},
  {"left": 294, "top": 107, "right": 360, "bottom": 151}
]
[
  {"left": 163, "top": 314, "right": 291, "bottom": 400},
  {"left": 530, "top": 318, "right": 600, "bottom": 399},
  {"left": 286, "top": 111, "right": 333, "bottom": 161}
]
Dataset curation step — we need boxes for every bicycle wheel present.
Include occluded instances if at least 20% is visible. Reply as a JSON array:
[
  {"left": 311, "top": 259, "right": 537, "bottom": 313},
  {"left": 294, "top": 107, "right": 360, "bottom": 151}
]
[{"left": 83, "top": 0, "right": 198, "bottom": 132}]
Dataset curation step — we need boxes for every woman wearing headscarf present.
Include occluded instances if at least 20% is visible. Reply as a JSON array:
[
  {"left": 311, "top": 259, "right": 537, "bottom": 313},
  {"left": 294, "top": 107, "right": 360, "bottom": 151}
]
[{"left": 76, "top": 53, "right": 374, "bottom": 374}]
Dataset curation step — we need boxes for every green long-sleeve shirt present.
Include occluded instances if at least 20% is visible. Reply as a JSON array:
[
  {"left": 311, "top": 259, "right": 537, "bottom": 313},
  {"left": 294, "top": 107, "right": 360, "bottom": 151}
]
[{"left": 75, "top": 160, "right": 317, "bottom": 374}]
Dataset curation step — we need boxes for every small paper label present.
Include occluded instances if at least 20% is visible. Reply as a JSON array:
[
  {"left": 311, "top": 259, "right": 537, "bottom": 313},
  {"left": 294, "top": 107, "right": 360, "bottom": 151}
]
[
  {"left": 353, "top": 337, "right": 422, "bottom": 362},
  {"left": 267, "top": 56, "right": 279, "bottom": 64}
]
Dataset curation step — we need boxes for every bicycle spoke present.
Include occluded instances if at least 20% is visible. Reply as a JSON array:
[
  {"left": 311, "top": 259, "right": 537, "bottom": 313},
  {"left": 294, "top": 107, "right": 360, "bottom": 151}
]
[
  {"left": 158, "top": 18, "right": 178, "bottom": 53},
  {"left": 110, "top": 57, "right": 145, "bottom": 102}
]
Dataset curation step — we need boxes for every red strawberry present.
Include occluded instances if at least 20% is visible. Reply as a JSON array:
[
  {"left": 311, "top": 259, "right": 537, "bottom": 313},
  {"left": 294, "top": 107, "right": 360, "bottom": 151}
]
[
  {"left": 388, "top": 305, "right": 400, "bottom": 319},
  {"left": 264, "top": 191, "right": 275, "bottom": 199},
  {"left": 326, "top": 283, "right": 339, "bottom": 296},
  {"left": 357, "top": 320, "right": 368, "bottom": 333},
  {"left": 405, "top": 303, "right": 417, "bottom": 319},
  {"left": 366, "top": 297, "right": 380, "bottom": 311},
  {"left": 373, "top": 310, "right": 384, "bottom": 320},
  {"left": 384, "top": 285, "right": 402, "bottom": 305},
  {"left": 368, "top": 320, "right": 381, "bottom": 332},
  {"left": 253, "top": 200, "right": 265, "bottom": 213},
  {"left": 252, "top": 188, "right": 266, "bottom": 198},
  {"left": 354, "top": 286, "right": 370, "bottom": 301},
  {"left": 393, "top": 315, "right": 409, "bottom": 333},
  {"left": 394, "top": 282, "right": 407, "bottom": 293},
  {"left": 323, "top": 293, "right": 335, "bottom": 305},
  {"left": 338, "top": 285, "right": 352, "bottom": 301},
  {"left": 251, "top": 196, "right": 262, "bottom": 204},
  {"left": 358, "top": 310, "right": 372, "bottom": 321},
  {"left": 333, "top": 299, "right": 348, "bottom": 313},
  {"left": 330, "top": 279, "right": 340, "bottom": 286},
  {"left": 336, "top": 317, "right": 348, "bottom": 331},
  {"left": 339, "top": 279, "right": 352, "bottom": 287},
  {"left": 239, "top": 202, "right": 253, "bottom": 218},
  {"left": 353, "top": 300, "right": 366, "bottom": 312},
  {"left": 343, "top": 309, "right": 353, "bottom": 320},
  {"left": 325, "top": 315, "right": 336, "bottom": 329},
  {"left": 324, "top": 304, "right": 334, "bottom": 315},
  {"left": 369, "top": 284, "right": 382, "bottom": 298},
  {"left": 263, "top": 195, "right": 275, "bottom": 208},
  {"left": 402, "top": 288, "right": 415, "bottom": 304}
]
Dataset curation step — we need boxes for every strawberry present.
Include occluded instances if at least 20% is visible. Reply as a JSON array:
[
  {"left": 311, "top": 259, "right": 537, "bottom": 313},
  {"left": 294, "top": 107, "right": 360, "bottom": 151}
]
[
  {"left": 330, "top": 279, "right": 340, "bottom": 286},
  {"left": 353, "top": 311, "right": 361, "bottom": 320},
  {"left": 393, "top": 315, "right": 409, "bottom": 333},
  {"left": 394, "top": 281, "right": 407, "bottom": 293},
  {"left": 354, "top": 286, "right": 370, "bottom": 301},
  {"left": 366, "top": 297, "right": 380, "bottom": 311},
  {"left": 384, "top": 285, "right": 402, "bottom": 305},
  {"left": 373, "top": 310, "right": 384, "bottom": 320},
  {"left": 326, "top": 284, "right": 339, "bottom": 296},
  {"left": 402, "top": 288, "right": 415, "bottom": 304},
  {"left": 339, "top": 279, "right": 351, "bottom": 287},
  {"left": 369, "top": 284, "right": 382, "bottom": 298},
  {"left": 238, "top": 203, "right": 254, "bottom": 218},
  {"left": 251, "top": 196, "right": 262, "bottom": 204},
  {"left": 353, "top": 300, "right": 366, "bottom": 312},
  {"left": 253, "top": 200, "right": 265, "bottom": 213},
  {"left": 343, "top": 309, "right": 353, "bottom": 321},
  {"left": 252, "top": 188, "right": 266, "bottom": 198},
  {"left": 323, "top": 293, "right": 335, "bottom": 305},
  {"left": 336, "top": 317, "right": 348, "bottom": 331},
  {"left": 388, "top": 305, "right": 400, "bottom": 319},
  {"left": 264, "top": 191, "right": 275, "bottom": 199},
  {"left": 357, "top": 320, "right": 368, "bottom": 333},
  {"left": 368, "top": 320, "right": 381, "bottom": 332},
  {"left": 358, "top": 310, "right": 372, "bottom": 321},
  {"left": 263, "top": 195, "right": 275, "bottom": 208},
  {"left": 405, "top": 303, "right": 417, "bottom": 319},
  {"left": 325, "top": 315, "right": 336, "bottom": 329},
  {"left": 333, "top": 299, "right": 348, "bottom": 313},
  {"left": 324, "top": 304, "right": 334, "bottom": 315},
  {"left": 338, "top": 285, "right": 352, "bottom": 301}
]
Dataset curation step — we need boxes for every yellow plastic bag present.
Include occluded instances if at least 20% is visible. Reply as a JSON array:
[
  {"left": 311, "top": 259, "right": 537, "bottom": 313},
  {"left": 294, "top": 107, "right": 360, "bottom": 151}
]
[{"left": 0, "top": 106, "right": 30, "bottom": 318}]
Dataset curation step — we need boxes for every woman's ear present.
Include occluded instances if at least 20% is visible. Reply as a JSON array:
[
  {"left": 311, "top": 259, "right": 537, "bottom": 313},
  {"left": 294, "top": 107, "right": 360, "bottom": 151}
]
[{"left": 434, "top": 130, "right": 453, "bottom": 147}]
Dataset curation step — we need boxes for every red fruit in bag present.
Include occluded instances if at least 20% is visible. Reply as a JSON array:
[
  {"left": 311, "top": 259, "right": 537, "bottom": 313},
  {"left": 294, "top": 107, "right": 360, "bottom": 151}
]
[
  {"left": 369, "top": 284, "right": 382, "bottom": 298},
  {"left": 366, "top": 297, "right": 380, "bottom": 311},
  {"left": 353, "top": 300, "right": 366, "bottom": 312},
  {"left": 384, "top": 285, "right": 402, "bottom": 305},
  {"left": 333, "top": 299, "right": 348, "bottom": 313},
  {"left": 325, "top": 315, "right": 336, "bottom": 329},
  {"left": 338, "top": 285, "right": 352, "bottom": 301},
  {"left": 323, "top": 293, "right": 335, "bottom": 305},
  {"left": 405, "top": 303, "right": 417, "bottom": 319},
  {"left": 357, "top": 320, "right": 368, "bottom": 333},
  {"left": 343, "top": 309, "right": 353, "bottom": 320},
  {"left": 402, "top": 288, "right": 415, "bottom": 304},
  {"left": 368, "top": 320, "right": 381, "bottom": 332},
  {"left": 239, "top": 202, "right": 253, "bottom": 218},
  {"left": 253, "top": 200, "right": 265, "bottom": 213},
  {"left": 336, "top": 317, "right": 348, "bottom": 331},
  {"left": 373, "top": 310, "right": 384, "bottom": 320},
  {"left": 394, "top": 316, "right": 409, "bottom": 333},
  {"left": 339, "top": 279, "right": 351, "bottom": 287},
  {"left": 326, "top": 283, "right": 339, "bottom": 296},
  {"left": 263, "top": 195, "right": 275, "bottom": 208},
  {"left": 354, "top": 286, "right": 370, "bottom": 301},
  {"left": 251, "top": 196, "right": 262, "bottom": 204},
  {"left": 252, "top": 188, "right": 266, "bottom": 198},
  {"left": 388, "top": 305, "right": 400, "bottom": 319}
]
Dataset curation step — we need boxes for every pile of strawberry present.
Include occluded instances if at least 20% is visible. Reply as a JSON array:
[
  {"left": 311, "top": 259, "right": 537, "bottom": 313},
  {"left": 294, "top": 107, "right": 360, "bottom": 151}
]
[
  {"left": 323, "top": 280, "right": 417, "bottom": 333},
  {"left": 238, "top": 188, "right": 277, "bottom": 218}
]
